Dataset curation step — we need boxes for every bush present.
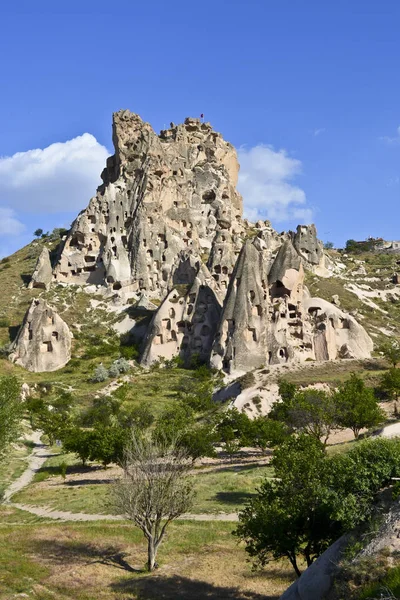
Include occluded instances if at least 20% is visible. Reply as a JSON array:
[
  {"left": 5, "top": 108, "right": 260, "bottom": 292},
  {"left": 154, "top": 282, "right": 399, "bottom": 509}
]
[
  {"left": 108, "top": 363, "right": 120, "bottom": 378},
  {"left": 92, "top": 364, "right": 109, "bottom": 383},
  {"left": 238, "top": 372, "right": 256, "bottom": 390}
]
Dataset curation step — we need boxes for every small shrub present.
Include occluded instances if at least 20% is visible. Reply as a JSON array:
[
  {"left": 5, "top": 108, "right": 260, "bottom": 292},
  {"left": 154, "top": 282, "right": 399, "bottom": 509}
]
[
  {"left": 108, "top": 363, "right": 120, "bottom": 378},
  {"left": 238, "top": 371, "right": 256, "bottom": 390},
  {"left": 92, "top": 364, "right": 109, "bottom": 383},
  {"left": 0, "top": 317, "right": 10, "bottom": 328}
]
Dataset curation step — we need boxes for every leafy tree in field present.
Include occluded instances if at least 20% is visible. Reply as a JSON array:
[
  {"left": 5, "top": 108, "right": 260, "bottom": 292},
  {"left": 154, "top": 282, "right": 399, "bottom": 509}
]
[
  {"left": 119, "top": 403, "right": 155, "bottom": 430},
  {"left": 153, "top": 402, "right": 195, "bottom": 444},
  {"left": 324, "top": 241, "right": 334, "bottom": 249},
  {"left": 179, "top": 423, "right": 217, "bottom": 461},
  {"left": 248, "top": 417, "right": 289, "bottom": 452},
  {"left": 81, "top": 395, "right": 121, "bottom": 427},
  {"left": 88, "top": 425, "right": 126, "bottom": 467},
  {"left": 379, "top": 340, "right": 400, "bottom": 368},
  {"left": 63, "top": 427, "right": 94, "bottom": 465},
  {"left": 287, "top": 389, "right": 338, "bottom": 445},
  {"left": 0, "top": 376, "right": 23, "bottom": 454},
  {"left": 270, "top": 381, "right": 337, "bottom": 445},
  {"left": 112, "top": 433, "right": 194, "bottom": 571},
  {"left": 335, "top": 374, "right": 385, "bottom": 438},
  {"left": 235, "top": 435, "right": 333, "bottom": 576},
  {"left": 380, "top": 368, "right": 400, "bottom": 411},
  {"left": 215, "top": 408, "right": 252, "bottom": 455},
  {"left": 34, "top": 228, "right": 43, "bottom": 237},
  {"left": 235, "top": 435, "right": 400, "bottom": 577}
]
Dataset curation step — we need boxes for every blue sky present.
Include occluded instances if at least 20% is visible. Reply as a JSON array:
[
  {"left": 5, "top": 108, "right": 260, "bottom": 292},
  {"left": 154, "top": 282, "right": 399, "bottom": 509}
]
[{"left": 1, "top": 0, "right": 400, "bottom": 256}]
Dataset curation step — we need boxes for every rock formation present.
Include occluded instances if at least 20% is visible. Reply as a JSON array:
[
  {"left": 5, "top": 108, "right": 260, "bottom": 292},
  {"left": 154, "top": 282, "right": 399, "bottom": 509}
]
[
  {"left": 10, "top": 299, "right": 72, "bottom": 372},
  {"left": 28, "top": 247, "right": 52, "bottom": 290},
  {"left": 49, "top": 110, "right": 372, "bottom": 374},
  {"left": 54, "top": 111, "right": 243, "bottom": 298}
]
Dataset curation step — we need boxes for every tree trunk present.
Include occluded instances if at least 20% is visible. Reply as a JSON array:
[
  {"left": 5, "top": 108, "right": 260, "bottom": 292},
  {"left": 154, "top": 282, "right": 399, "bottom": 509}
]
[
  {"left": 147, "top": 537, "right": 157, "bottom": 571},
  {"left": 287, "top": 554, "right": 302, "bottom": 578}
]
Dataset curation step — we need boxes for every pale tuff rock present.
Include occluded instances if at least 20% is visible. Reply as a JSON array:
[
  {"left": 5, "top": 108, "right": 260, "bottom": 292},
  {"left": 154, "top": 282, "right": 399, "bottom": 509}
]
[
  {"left": 54, "top": 111, "right": 243, "bottom": 297},
  {"left": 10, "top": 299, "right": 72, "bottom": 372},
  {"left": 141, "top": 278, "right": 221, "bottom": 367},
  {"left": 47, "top": 110, "right": 372, "bottom": 374},
  {"left": 304, "top": 297, "right": 373, "bottom": 361},
  {"left": 28, "top": 247, "right": 52, "bottom": 290},
  {"left": 210, "top": 241, "right": 269, "bottom": 373}
]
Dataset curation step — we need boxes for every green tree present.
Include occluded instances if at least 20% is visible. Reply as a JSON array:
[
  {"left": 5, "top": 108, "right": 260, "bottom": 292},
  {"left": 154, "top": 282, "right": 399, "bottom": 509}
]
[
  {"left": 34, "top": 228, "right": 43, "bottom": 237},
  {"left": 287, "top": 389, "right": 338, "bottom": 445},
  {"left": 380, "top": 368, "right": 400, "bottom": 413},
  {"left": 248, "top": 417, "right": 289, "bottom": 452},
  {"left": 215, "top": 408, "right": 252, "bottom": 455},
  {"left": 235, "top": 435, "right": 334, "bottom": 576},
  {"left": 0, "top": 376, "right": 23, "bottom": 454},
  {"left": 63, "top": 427, "right": 94, "bottom": 466},
  {"left": 324, "top": 241, "right": 334, "bottom": 250},
  {"left": 179, "top": 423, "right": 217, "bottom": 461},
  {"left": 379, "top": 340, "right": 400, "bottom": 368},
  {"left": 89, "top": 425, "right": 126, "bottom": 467},
  {"left": 335, "top": 374, "right": 385, "bottom": 438},
  {"left": 119, "top": 403, "right": 155, "bottom": 430},
  {"left": 153, "top": 403, "right": 195, "bottom": 444}
]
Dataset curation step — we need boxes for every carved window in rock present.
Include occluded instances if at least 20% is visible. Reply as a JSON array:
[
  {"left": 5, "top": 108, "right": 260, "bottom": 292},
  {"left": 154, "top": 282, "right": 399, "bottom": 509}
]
[
  {"left": 245, "top": 327, "right": 257, "bottom": 342},
  {"left": 52, "top": 331, "right": 59, "bottom": 341},
  {"left": 177, "top": 321, "right": 186, "bottom": 333},
  {"left": 288, "top": 304, "right": 297, "bottom": 319},
  {"left": 154, "top": 334, "right": 163, "bottom": 345},
  {"left": 249, "top": 290, "right": 256, "bottom": 303},
  {"left": 171, "top": 330, "right": 177, "bottom": 342},
  {"left": 28, "top": 329, "right": 33, "bottom": 341},
  {"left": 41, "top": 341, "right": 53, "bottom": 353},
  {"left": 162, "top": 319, "right": 171, "bottom": 331},
  {"left": 201, "top": 325, "right": 211, "bottom": 337}
]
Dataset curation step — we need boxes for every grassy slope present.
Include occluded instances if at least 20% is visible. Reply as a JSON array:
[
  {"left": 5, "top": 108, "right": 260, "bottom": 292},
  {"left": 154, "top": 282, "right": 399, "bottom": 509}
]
[{"left": 0, "top": 513, "right": 294, "bottom": 599}]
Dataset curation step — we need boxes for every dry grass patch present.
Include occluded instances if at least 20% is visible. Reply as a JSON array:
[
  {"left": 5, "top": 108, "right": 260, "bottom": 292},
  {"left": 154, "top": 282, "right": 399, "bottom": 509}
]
[{"left": 0, "top": 521, "right": 294, "bottom": 599}]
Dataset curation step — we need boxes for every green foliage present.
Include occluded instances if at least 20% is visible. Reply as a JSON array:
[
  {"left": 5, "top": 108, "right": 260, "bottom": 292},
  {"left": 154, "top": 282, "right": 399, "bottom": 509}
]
[
  {"left": 63, "top": 425, "right": 126, "bottom": 467},
  {"left": 0, "top": 376, "right": 23, "bottom": 455},
  {"left": 235, "top": 435, "right": 331, "bottom": 576},
  {"left": 237, "top": 371, "right": 256, "bottom": 390},
  {"left": 380, "top": 368, "right": 400, "bottom": 403},
  {"left": 59, "top": 461, "right": 67, "bottom": 482},
  {"left": 379, "top": 340, "right": 400, "bottom": 367},
  {"left": 119, "top": 403, "right": 155, "bottom": 430},
  {"left": 335, "top": 374, "right": 385, "bottom": 438},
  {"left": 324, "top": 241, "right": 334, "bottom": 249},
  {"left": 270, "top": 381, "right": 337, "bottom": 444},
  {"left": 179, "top": 424, "right": 217, "bottom": 461},
  {"left": 235, "top": 435, "right": 400, "bottom": 576},
  {"left": 81, "top": 395, "right": 121, "bottom": 427},
  {"left": 215, "top": 408, "right": 252, "bottom": 455},
  {"left": 33, "top": 228, "right": 43, "bottom": 237},
  {"left": 153, "top": 402, "right": 195, "bottom": 444},
  {"left": 248, "top": 417, "right": 289, "bottom": 452},
  {"left": 91, "top": 364, "right": 109, "bottom": 383}
]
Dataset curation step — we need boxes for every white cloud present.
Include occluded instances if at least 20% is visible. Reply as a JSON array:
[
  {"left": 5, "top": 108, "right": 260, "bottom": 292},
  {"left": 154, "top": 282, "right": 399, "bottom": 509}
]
[
  {"left": 313, "top": 128, "right": 326, "bottom": 137},
  {"left": 0, "top": 208, "right": 25, "bottom": 236},
  {"left": 0, "top": 134, "right": 109, "bottom": 214},
  {"left": 238, "top": 144, "right": 313, "bottom": 224},
  {"left": 380, "top": 126, "right": 400, "bottom": 144}
]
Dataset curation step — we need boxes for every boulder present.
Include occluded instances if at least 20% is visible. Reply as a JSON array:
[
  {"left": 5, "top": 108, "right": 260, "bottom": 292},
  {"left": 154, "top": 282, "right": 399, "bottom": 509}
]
[{"left": 10, "top": 299, "right": 72, "bottom": 372}]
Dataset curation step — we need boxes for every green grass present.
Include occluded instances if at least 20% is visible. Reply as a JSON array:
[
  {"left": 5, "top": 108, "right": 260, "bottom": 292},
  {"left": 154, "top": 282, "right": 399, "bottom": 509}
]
[
  {"left": 13, "top": 455, "right": 274, "bottom": 515},
  {"left": 0, "top": 427, "right": 34, "bottom": 495},
  {"left": 0, "top": 519, "right": 294, "bottom": 599},
  {"left": 358, "top": 565, "right": 400, "bottom": 599}
]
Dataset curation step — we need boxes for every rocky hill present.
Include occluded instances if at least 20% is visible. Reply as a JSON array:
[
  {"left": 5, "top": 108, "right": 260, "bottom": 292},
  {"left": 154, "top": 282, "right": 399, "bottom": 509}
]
[{"left": 1, "top": 110, "right": 377, "bottom": 378}]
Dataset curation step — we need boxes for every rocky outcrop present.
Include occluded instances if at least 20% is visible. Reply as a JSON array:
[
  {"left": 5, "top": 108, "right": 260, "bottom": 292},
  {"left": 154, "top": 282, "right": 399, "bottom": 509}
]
[
  {"left": 141, "top": 257, "right": 221, "bottom": 366},
  {"left": 28, "top": 247, "right": 52, "bottom": 290},
  {"left": 54, "top": 111, "right": 243, "bottom": 297},
  {"left": 48, "top": 110, "right": 372, "bottom": 374},
  {"left": 210, "top": 240, "right": 269, "bottom": 373},
  {"left": 10, "top": 299, "right": 72, "bottom": 372}
]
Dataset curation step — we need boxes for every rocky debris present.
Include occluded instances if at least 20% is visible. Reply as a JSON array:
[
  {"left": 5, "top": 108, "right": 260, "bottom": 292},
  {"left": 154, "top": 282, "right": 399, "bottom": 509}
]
[
  {"left": 28, "top": 247, "right": 52, "bottom": 290},
  {"left": 9, "top": 299, "right": 72, "bottom": 372},
  {"left": 54, "top": 111, "right": 243, "bottom": 297}
]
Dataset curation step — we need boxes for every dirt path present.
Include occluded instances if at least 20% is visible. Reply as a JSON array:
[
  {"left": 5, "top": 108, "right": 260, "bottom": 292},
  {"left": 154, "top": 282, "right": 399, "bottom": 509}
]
[
  {"left": 3, "top": 430, "right": 53, "bottom": 502},
  {"left": 3, "top": 433, "right": 239, "bottom": 522}
]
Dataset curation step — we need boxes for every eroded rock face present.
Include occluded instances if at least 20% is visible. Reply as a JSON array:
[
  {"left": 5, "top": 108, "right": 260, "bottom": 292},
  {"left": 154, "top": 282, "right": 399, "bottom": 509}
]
[
  {"left": 10, "top": 299, "right": 72, "bottom": 372},
  {"left": 54, "top": 111, "right": 243, "bottom": 297},
  {"left": 49, "top": 110, "right": 372, "bottom": 373},
  {"left": 28, "top": 247, "right": 52, "bottom": 290}
]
